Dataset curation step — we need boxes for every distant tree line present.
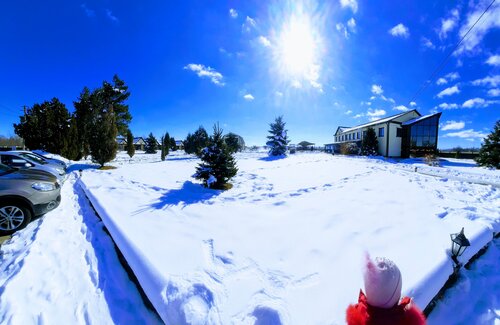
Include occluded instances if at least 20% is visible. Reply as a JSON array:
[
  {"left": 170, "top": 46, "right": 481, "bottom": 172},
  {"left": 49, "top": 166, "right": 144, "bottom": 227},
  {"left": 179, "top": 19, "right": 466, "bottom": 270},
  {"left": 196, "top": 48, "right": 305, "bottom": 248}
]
[
  {"left": 14, "top": 75, "right": 131, "bottom": 167},
  {"left": 0, "top": 135, "right": 23, "bottom": 147}
]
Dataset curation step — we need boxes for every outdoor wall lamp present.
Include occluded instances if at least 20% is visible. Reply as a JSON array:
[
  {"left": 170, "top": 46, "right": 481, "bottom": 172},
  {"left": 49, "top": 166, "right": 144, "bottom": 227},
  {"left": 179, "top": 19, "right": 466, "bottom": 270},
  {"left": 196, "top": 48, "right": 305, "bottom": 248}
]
[
  {"left": 450, "top": 227, "right": 470, "bottom": 267},
  {"left": 79, "top": 169, "right": 83, "bottom": 178}
]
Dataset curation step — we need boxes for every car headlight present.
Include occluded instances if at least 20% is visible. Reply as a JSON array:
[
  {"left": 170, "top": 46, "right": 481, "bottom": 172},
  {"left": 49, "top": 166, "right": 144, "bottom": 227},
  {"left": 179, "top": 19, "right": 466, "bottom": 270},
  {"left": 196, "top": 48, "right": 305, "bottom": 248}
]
[{"left": 32, "top": 182, "right": 56, "bottom": 191}]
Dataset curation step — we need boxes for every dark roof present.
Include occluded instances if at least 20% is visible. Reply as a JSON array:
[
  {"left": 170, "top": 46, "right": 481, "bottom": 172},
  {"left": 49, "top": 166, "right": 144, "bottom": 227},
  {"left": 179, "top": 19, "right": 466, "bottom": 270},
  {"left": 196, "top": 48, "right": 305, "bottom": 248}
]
[
  {"left": 340, "top": 110, "right": 421, "bottom": 133},
  {"left": 401, "top": 112, "right": 442, "bottom": 126}
]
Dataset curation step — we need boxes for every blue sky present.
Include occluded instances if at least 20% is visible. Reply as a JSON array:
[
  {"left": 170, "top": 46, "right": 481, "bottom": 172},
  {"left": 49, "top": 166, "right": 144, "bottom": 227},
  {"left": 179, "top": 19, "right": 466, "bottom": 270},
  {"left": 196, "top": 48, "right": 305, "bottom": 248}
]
[{"left": 0, "top": 0, "right": 499, "bottom": 148}]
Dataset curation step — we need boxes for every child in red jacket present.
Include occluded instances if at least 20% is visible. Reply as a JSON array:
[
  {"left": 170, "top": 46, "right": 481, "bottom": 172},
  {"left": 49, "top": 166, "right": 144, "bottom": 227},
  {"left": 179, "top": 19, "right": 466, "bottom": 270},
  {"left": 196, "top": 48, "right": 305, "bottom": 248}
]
[{"left": 346, "top": 255, "right": 426, "bottom": 325}]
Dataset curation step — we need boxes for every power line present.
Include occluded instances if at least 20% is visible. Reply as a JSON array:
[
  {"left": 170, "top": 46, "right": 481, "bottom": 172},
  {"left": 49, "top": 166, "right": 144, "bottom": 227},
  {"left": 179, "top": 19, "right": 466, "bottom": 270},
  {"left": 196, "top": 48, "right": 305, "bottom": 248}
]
[
  {"left": 0, "top": 103, "right": 19, "bottom": 115},
  {"left": 408, "top": 0, "right": 497, "bottom": 105}
]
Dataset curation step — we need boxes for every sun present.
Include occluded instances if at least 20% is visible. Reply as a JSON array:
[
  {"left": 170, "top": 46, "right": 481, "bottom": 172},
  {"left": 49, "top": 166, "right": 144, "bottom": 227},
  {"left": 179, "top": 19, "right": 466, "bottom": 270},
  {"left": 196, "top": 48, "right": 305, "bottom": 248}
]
[
  {"left": 277, "top": 18, "right": 316, "bottom": 76},
  {"left": 271, "top": 10, "right": 324, "bottom": 88}
]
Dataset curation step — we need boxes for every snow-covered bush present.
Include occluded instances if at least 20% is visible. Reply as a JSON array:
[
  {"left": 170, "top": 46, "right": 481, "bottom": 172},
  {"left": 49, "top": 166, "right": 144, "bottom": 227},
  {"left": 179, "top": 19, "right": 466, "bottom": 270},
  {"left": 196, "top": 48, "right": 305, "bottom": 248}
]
[
  {"left": 340, "top": 142, "right": 359, "bottom": 155},
  {"left": 425, "top": 154, "right": 440, "bottom": 166},
  {"left": 194, "top": 124, "right": 238, "bottom": 189},
  {"left": 266, "top": 116, "right": 290, "bottom": 156}
]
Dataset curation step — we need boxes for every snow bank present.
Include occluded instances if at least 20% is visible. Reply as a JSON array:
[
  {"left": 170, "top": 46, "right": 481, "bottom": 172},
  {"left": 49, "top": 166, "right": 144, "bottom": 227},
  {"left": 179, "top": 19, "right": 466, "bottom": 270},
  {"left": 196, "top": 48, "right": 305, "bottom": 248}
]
[{"left": 79, "top": 152, "right": 500, "bottom": 324}]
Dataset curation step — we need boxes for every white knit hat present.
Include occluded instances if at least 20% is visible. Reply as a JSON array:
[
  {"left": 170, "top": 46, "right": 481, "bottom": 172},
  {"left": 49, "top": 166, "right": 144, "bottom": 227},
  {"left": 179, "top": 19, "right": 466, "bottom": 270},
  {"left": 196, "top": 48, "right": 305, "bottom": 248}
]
[{"left": 363, "top": 255, "right": 402, "bottom": 308}]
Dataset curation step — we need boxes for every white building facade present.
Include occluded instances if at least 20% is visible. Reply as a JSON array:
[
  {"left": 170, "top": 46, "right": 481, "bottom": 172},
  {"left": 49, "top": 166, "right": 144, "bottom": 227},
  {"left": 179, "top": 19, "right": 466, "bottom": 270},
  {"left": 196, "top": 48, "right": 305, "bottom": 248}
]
[{"left": 333, "top": 110, "right": 442, "bottom": 157}]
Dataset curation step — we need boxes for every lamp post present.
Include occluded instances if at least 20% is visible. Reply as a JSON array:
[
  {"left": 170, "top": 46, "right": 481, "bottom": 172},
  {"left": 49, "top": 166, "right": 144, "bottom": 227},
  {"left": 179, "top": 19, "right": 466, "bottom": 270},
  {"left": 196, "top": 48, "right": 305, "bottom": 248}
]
[{"left": 450, "top": 227, "right": 470, "bottom": 267}]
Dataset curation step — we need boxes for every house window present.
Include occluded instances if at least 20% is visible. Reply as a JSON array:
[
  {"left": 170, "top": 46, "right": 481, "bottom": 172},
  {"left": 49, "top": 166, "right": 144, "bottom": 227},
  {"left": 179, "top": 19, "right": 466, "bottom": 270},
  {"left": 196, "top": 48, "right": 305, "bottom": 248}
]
[
  {"left": 378, "top": 127, "right": 384, "bottom": 137},
  {"left": 349, "top": 134, "right": 351, "bottom": 140},
  {"left": 363, "top": 131, "right": 367, "bottom": 138},
  {"left": 396, "top": 128, "right": 402, "bottom": 137},
  {"left": 357, "top": 132, "right": 360, "bottom": 140}
]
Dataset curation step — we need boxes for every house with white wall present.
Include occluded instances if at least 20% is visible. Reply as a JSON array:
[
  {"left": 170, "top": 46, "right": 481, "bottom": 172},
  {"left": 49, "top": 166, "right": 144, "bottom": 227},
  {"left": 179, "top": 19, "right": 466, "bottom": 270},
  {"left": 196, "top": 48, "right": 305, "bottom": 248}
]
[{"left": 333, "top": 110, "right": 441, "bottom": 157}]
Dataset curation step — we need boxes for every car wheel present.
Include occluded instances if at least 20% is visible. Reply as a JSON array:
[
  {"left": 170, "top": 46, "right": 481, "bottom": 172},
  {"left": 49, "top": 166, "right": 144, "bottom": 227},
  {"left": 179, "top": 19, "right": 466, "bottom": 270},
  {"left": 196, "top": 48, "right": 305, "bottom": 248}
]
[{"left": 0, "top": 204, "right": 32, "bottom": 236}]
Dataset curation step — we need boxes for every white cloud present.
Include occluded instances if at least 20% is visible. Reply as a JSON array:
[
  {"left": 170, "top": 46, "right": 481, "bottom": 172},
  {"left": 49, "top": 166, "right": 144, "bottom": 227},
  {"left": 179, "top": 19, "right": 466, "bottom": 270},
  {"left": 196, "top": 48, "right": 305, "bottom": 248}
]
[
  {"left": 345, "top": 110, "right": 353, "bottom": 115},
  {"left": 339, "top": 0, "right": 358, "bottom": 13},
  {"left": 394, "top": 105, "right": 410, "bottom": 112},
  {"left": 184, "top": 63, "right": 224, "bottom": 86},
  {"left": 275, "top": 91, "right": 283, "bottom": 97},
  {"left": 462, "top": 97, "right": 498, "bottom": 108},
  {"left": 472, "top": 75, "right": 500, "bottom": 87},
  {"left": 258, "top": 36, "right": 271, "bottom": 47},
  {"left": 367, "top": 109, "right": 386, "bottom": 117},
  {"left": 446, "top": 72, "right": 460, "bottom": 81},
  {"left": 437, "top": 85, "right": 460, "bottom": 98},
  {"left": 371, "top": 84, "right": 383, "bottom": 95},
  {"left": 381, "top": 95, "right": 395, "bottom": 104},
  {"left": 347, "top": 18, "right": 356, "bottom": 32},
  {"left": 437, "top": 72, "right": 459, "bottom": 85},
  {"left": 438, "top": 103, "right": 459, "bottom": 109},
  {"left": 360, "top": 101, "right": 372, "bottom": 106},
  {"left": 389, "top": 23, "right": 410, "bottom": 38},
  {"left": 229, "top": 8, "right": 238, "bottom": 19},
  {"left": 443, "top": 129, "right": 488, "bottom": 139},
  {"left": 441, "top": 120, "right": 465, "bottom": 131},
  {"left": 457, "top": 3, "right": 500, "bottom": 54},
  {"left": 243, "top": 93, "right": 254, "bottom": 101},
  {"left": 353, "top": 113, "right": 364, "bottom": 119},
  {"left": 81, "top": 4, "right": 95, "bottom": 17},
  {"left": 242, "top": 16, "right": 256, "bottom": 32},
  {"left": 438, "top": 9, "right": 459, "bottom": 39},
  {"left": 421, "top": 37, "right": 435, "bottom": 49},
  {"left": 291, "top": 80, "right": 302, "bottom": 89},
  {"left": 410, "top": 101, "right": 417, "bottom": 107},
  {"left": 336, "top": 23, "right": 349, "bottom": 39},
  {"left": 486, "top": 54, "right": 500, "bottom": 66},
  {"left": 105, "top": 9, "right": 118, "bottom": 23},
  {"left": 487, "top": 88, "right": 500, "bottom": 97},
  {"left": 436, "top": 78, "right": 447, "bottom": 85}
]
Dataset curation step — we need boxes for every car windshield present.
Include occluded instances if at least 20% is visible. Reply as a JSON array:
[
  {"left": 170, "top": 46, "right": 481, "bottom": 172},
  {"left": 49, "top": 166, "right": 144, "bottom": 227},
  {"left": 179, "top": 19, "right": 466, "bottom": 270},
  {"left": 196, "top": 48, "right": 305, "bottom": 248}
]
[
  {"left": 20, "top": 153, "right": 47, "bottom": 164},
  {"left": 0, "top": 163, "right": 15, "bottom": 176},
  {"left": 29, "top": 152, "right": 49, "bottom": 160}
]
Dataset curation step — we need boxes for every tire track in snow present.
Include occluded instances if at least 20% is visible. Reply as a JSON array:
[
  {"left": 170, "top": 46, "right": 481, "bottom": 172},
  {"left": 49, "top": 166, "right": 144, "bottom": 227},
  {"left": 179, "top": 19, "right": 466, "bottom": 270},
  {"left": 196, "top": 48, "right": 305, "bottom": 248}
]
[{"left": 0, "top": 173, "right": 160, "bottom": 324}]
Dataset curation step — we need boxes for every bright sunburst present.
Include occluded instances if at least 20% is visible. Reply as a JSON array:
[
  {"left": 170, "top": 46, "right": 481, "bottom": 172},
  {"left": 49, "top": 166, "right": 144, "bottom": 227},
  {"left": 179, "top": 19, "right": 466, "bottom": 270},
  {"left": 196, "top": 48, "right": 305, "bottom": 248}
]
[{"left": 271, "top": 4, "right": 325, "bottom": 90}]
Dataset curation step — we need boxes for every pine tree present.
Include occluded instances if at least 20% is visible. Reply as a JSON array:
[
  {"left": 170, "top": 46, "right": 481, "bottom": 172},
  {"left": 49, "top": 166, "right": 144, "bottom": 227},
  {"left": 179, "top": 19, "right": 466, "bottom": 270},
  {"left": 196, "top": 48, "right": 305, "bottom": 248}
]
[
  {"left": 161, "top": 132, "right": 170, "bottom": 161},
  {"left": 184, "top": 126, "right": 209, "bottom": 156},
  {"left": 126, "top": 129, "right": 135, "bottom": 158},
  {"left": 61, "top": 116, "right": 82, "bottom": 160},
  {"left": 194, "top": 124, "right": 238, "bottom": 189},
  {"left": 99, "top": 75, "right": 132, "bottom": 136},
  {"left": 89, "top": 102, "right": 118, "bottom": 167},
  {"left": 14, "top": 98, "right": 70, "bottom": 154},
  {"left": 361, "top": 127, "right": 379, "bottom": 156},
  {"left": 144, "top": 132, "right": 157, "bottom": 154},
  {"left": 74, "top": 87, "right": 93, "bottom": 159},
  {"left": 224, "top": 133, "right": 245, "bottom": 153},
  {"left": 169, "top": 137, "right": 177, "bottom": 151},
  {"left": 475, "top": 120, "right": 500, "bottom": 169},
  {"left": 266, "top": 116, "right": 290, "bottom": 156}
]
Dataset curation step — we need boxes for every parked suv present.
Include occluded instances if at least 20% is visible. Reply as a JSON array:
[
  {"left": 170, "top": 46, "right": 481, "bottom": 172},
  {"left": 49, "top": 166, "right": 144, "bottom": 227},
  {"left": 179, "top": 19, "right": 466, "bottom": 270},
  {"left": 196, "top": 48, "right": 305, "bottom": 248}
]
[
  {"left": 0, "top": 164, "right": 61, "bottom": 235},
  {"left": 9, "top": 150, "right": 68, "bottom": 170}
]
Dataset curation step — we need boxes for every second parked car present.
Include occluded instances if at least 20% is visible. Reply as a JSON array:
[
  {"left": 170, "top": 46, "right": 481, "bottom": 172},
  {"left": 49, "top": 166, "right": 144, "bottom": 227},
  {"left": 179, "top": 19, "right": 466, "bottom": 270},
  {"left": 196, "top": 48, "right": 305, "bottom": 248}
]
[{"left": 0, "top": 152, "right": 66, "bottom": 183}]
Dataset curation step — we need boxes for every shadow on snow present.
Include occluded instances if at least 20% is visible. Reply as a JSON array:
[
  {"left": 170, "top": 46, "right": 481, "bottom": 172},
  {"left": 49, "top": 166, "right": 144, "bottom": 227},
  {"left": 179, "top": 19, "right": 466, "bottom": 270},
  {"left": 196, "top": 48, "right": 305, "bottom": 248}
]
[
  {"left": 149, "top": 181, "right": 221, "bottom": 209},
  {"left": 258, "top": 155, "right": 287, "bottom": 162}
]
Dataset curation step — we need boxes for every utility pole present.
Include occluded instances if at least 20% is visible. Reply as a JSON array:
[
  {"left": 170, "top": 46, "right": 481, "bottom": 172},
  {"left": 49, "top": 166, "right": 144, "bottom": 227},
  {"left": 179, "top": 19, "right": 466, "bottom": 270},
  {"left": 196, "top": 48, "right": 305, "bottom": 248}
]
[{"left": 21, "top": 105, "right": 27, "bottom": 150}]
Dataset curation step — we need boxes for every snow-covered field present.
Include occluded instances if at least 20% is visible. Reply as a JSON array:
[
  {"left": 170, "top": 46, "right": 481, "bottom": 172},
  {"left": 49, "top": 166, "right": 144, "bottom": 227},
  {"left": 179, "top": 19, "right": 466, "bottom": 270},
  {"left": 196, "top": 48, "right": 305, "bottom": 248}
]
[
  {"left": 71, "top": 151, "right": 499, "bottom": 324},
  {"left": 0, "top": 151, "right": 498, "bottom": 324}
]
